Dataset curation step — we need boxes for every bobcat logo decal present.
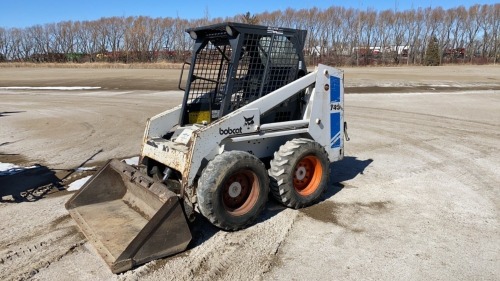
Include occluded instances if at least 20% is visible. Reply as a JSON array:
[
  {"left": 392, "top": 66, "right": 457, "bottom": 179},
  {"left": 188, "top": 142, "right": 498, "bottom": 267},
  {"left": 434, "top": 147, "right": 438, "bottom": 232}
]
[{"left": 243, "top": 115, "right": 254, "bottom": 129}]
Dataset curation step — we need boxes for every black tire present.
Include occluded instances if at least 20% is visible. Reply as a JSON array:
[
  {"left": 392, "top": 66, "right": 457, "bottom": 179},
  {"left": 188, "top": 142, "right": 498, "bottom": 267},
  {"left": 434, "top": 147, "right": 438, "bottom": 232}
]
[
  {"left": 197, "top": 151, "right": 269, "bottom": 231},
  {"left": 269, "top": 138, "right": 329, "bottom": 209}
]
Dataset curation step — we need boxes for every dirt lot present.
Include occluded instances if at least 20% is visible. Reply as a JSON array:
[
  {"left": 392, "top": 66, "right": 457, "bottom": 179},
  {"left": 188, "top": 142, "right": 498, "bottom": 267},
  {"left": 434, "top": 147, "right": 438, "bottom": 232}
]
[{"left": 0, "top": 65, "right": 499, "bottom": 280}]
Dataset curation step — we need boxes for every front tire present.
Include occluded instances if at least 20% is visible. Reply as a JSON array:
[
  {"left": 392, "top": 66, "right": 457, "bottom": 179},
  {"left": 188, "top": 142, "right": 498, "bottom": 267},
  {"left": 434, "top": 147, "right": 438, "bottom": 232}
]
[
  {"left": 197, "top": 151, "right": 269, "bottom": 231},
  {"left": 269, "top": 138, "right": 329, "bottom": 208}
]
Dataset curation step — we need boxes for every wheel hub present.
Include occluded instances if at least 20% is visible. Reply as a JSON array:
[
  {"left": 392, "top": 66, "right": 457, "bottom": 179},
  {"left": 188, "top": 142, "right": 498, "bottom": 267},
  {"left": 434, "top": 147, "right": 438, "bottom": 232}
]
[
  {"left": 221, "top": 169, "right": 260, "bottom": 216},
  {"left": 295, "top": 166, "right": 307, "bottom": 180},
  {"left": 293, "top": 155, "right": 322, "bottom": 194},
  {"left": 228, "top": 182, "right": 242, "bottom": 198}
]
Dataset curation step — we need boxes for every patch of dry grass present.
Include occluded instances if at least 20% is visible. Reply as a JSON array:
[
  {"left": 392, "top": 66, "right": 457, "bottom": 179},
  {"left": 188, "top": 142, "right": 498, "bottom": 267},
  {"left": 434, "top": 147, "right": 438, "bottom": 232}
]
[{"left": 0, "top": 62, "right": 184, "bottom": 69}]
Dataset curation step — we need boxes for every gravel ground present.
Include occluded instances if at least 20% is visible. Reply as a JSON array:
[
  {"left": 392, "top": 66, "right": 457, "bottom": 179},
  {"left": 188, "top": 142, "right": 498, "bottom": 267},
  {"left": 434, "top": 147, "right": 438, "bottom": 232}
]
[{"left": 0, "top": 65, "right": 499, "bottom": 280}]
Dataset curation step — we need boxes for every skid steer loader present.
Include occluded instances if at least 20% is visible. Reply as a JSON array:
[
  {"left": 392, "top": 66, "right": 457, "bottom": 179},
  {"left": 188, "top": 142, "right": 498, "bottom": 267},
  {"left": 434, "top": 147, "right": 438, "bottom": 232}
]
[{"left": 66, "top": 22, "right": 346, "bottom": 273}]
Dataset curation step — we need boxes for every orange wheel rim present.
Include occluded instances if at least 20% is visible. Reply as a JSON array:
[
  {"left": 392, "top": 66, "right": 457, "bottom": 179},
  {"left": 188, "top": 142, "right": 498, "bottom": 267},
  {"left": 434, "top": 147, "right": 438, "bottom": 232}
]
[
  {"left": 293, "top": 155, "right": 323, "bottom": 196},
  {"left": 222, "top": 170, "right": 260, "bottom": 216}
]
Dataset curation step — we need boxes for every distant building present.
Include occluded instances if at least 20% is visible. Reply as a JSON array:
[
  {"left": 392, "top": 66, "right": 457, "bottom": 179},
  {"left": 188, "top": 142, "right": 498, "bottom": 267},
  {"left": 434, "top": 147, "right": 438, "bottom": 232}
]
[
  {"left": 352, "top": 45, "right": 410, "bottom": 57},
  {"left": 389, "top": 45, "right": 410, "bottom": 56}
]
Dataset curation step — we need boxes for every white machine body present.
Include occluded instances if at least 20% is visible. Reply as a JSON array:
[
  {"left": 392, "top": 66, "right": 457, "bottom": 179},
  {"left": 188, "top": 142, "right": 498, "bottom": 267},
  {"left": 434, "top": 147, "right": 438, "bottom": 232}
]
[{"left": 141, "top": 64, "right": 344, "bottom": 190}]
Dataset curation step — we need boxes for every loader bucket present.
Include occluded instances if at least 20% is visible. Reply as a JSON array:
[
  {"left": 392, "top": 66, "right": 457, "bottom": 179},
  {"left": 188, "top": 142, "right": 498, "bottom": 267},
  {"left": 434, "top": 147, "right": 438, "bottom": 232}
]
[{"left": 65, "top": 159, "right": 192, "bottom": 273}]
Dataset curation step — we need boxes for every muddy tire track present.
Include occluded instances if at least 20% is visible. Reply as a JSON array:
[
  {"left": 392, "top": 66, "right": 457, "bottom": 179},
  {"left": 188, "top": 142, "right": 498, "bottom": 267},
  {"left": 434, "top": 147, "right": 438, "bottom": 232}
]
[
  {"left": 0, "top": 212, "right": 85, "bottom": 281},
  {"left": 117, "top": 205, "right": 298, "bottom": 280}
]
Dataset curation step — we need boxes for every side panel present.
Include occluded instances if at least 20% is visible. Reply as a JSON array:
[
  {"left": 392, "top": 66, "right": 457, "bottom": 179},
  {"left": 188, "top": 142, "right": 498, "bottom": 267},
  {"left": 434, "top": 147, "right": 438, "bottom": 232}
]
[
  {"left": 143, "top": 105, "right": 182, "bottom": 139},
  {"left": 307, "top": 65, "right": 344, "bottom": 162},
  {"left": 330, "top": 113, "right": 341, "bottom": 148},
  {"left": 330, "top": 75, "right": 342, "bottom": 149},
  {"left": 224, "top": 135, "right": 296, "bottom": 159}
]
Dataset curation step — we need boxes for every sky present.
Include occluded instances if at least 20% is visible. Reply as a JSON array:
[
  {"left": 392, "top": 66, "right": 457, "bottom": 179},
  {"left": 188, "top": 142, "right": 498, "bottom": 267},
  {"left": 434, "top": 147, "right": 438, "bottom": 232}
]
[{"left": 0, "top": 0, "right": 497, "bottom": 28}]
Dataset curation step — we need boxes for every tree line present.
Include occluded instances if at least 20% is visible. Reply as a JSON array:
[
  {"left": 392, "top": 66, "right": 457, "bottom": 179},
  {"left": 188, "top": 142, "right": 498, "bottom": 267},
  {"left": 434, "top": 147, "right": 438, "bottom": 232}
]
[{"left": 0, "top": 4, "right": 498, "bottom": 66}]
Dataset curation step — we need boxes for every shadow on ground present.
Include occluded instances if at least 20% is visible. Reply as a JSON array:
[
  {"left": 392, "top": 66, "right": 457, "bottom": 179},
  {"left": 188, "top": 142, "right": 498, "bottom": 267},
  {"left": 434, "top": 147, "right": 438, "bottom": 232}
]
[
  {"left": 0, "top": 149, "right": 104, "bottom": 202},
  {"left": 0, "top": 165, "right": 62, "bottom": 202},
  {"left": 0, "top": 111, "right": 25, "bottom": 117},
  {"left": 186, "top": 156, "right": 373, "bottom": 252},
  {"left": 324, "top": 156, "right": 373, "bottom": 199}
]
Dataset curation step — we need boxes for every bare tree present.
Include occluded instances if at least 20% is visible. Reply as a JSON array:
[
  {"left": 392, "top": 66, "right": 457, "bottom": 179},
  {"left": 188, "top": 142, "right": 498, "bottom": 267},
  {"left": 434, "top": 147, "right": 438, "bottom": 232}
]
[
  {"left": 104, "top": 17, "right": 126, "bottom": 62},
  {"left": 462, "top": 5, "right": 481, "bottom": 62},
  {"left": 0, "top": 27, "right": 7, "bottom": 60},
  {"left": 0, "top": 4, "right": 496, "bottom": 65},
  {"left": 240, "top": 12, "right": 259, "bottom": 24}
]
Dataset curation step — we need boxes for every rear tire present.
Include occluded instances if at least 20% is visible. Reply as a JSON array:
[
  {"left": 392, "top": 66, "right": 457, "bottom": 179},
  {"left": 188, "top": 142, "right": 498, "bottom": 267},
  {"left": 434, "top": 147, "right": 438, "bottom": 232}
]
[
  {"left": 269, "top": 138, "right": 329, "bottom": 208},
  {"left": 197, "top": 151, "right": 269, "bottom": 231}
]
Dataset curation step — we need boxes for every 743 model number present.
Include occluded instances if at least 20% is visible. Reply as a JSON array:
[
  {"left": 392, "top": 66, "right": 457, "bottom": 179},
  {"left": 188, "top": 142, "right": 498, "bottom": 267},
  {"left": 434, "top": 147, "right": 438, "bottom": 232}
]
[{"left": 330, "top": 103, "right": 342, "bottom": 111}]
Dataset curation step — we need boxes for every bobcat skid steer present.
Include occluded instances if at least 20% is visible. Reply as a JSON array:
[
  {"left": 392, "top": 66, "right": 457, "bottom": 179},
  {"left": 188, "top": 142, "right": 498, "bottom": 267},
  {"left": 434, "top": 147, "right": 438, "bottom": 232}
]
[{"left": 66, "top": 22, "right": 346, "bottom": 273}]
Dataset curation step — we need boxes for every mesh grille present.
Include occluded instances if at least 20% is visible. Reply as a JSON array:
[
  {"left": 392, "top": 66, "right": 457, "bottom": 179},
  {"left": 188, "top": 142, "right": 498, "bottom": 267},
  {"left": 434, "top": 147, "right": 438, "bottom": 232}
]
[
  {"left": 274, "top": 111, "right": 292, "bottom": 122},
  {"left": 188, "top": 40, "right": 231, "bottom": 113},
  {"left": 230, "top": 34, "right": 299, "bottom": 110},
  {"left": 185, "top": 32, "right": 300, "bottom": 123}
]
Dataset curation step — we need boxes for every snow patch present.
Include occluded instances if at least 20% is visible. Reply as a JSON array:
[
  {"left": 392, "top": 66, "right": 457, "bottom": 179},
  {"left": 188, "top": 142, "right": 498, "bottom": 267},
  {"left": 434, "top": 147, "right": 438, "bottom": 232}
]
[
  {"left": 350, "top": 89, "right": 497, "bottom": 96},
  {"left": 0, "top": 162, "right": 37, "bottom": 176},
  {"left": 0, "top": 162, "right": 20, "bottom": 172},
  {"left": 67, "top": 176, "right": 92, "bottom": 191},
  {"left": 429, "top": 84, "right": 453, "bottom": 87},
  {"left": 123, "top": 156, "right": 139, "bottom": 165},
  {"left": 76, "top": 166, "right": 97, "bottom": 172},
  {"left": 0, "top": 86, "right": 101, "bottom": 90}
]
